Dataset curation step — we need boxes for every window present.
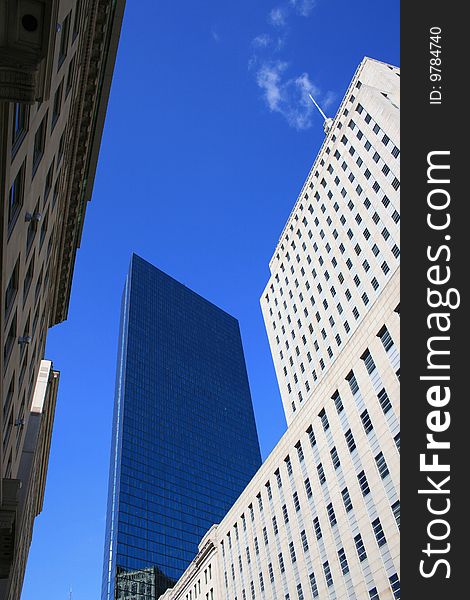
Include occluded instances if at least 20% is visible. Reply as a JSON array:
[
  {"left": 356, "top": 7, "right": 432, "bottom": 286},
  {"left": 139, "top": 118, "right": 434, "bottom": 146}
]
[
  {"left": 338, "top": 548, "right": 349, "bottom": 574},
  {"left": 304, "top": 477, "right": 312, "bottom": 498},
  {"left": 392, "top": 500, "right": 400, "bottom": 528},
  {"left": 326, "top": 503, "right": 337, "bottom": 527},
  {"left": 301, "top": 529, "right": 309, "bottom": 552},
  {"left": 257, "top": 492, "right": 263, "bottom": 512},
  {"left": 362, "top": 349, "right": 376, "bottom": 374},
  {"left": 307, "top": 426, "right": 316, "bottom": 447},
  {"left": 268, "top": 562, "right": 274, "bottom": 583},
  {"left": 52, "top": 80, "right": 64, "bottom": 128},
  {"left": 378, "top": 326, "right": 394, "bottom": 351},
  {"left": 289, "top": 541, "right": 296, "bottom": 563},
  {"left": 282, "top": 504, "right": 289, "bottom": 524},
  {"left": 73, "top": 0, "right": 82, "bottom": 40},
  {"left": 330, "top": 447, "right": 341, "bottom": 470},
  {"left": 313, "top": 517, "right": 322, "bottom": 540},
  {"left": 372, "top": 517, "right": 387, "bottom": 547},
  {"left": 369, "top": 588, "right": 380, "bottom": 599},
  {"left": 275, "top": 469, "right": 282, "bottom": 488},
  {"left": 33, "top": 112, "right": 48, "bottom": 174},
  {"left": 317, "top": 463, "right": 326, "bottom": 485},
  {"left": 278, "top": 552, "right": 285, "bottom": 573},
  {"left": 323, "top": 561, "right": 333, "bottom": 587},
  {"left": 354, "top": 533, "right": 367, "bottom": 562},
  {"left": 375, "top": 452, "right": 390, "bottom": 479},
  {"left": 5, "top": 259, "right": 20, "bottom": 320},
  {"left": 12, "top": 103, "right": 29, "bottom": 154},
  {"left": 309, "top": 572, "right": 319, "bottom": 598},
  {"left": 58, "top": 12, "right": 71, "bottom": 67},
  {"left": 296, "top": 442, "right": 304, "bottom": 462},
  {"left": 272, "top": 515, "right": 278, "bottom": 535},
  {"left": 254, "top": 536, "right": 259, "bottom": 555},
  {"left": 296, "top": 583, "right": 304, "bottom": 600},
  {"left": 360, "top": 409, "right": 374, "bottom": 434},
  {"left": 4, "top": 312, "right": 17, "bottom": 367},
  {"left": 23, "top": 252, "right": 35, "bottom": 305},
  {"left": 293, "top": 491, "right": 300, "bottom": 512},
  {"left": 358, "top": 470, "right": 370, "bottom": 496},
  {"left": 389, "top": 573, "right": 400, "bottom": 599},
  {"left": 341, "top": 487, "right": 353, "bottom": 512},
  {"left": 378, "top": 387, "right": 392, "bottom": 414},
  {"left": 8, "top": 161, "right": 26, "bottom": 232},
  {"left": 346, "top": 371, "right": 359, "bottom": 394},
  {"left": 66, "top": 54, "right": 76, "bottom": 95},
  {"left": 263, "top": 526, "right": 268, "bottom": 545},
  {"left": 345, "top": 429, "right": 356, "bottom": 453},
  {"left": 332, "top": 391, "right": 343, "bottom": 414},
  {"left": 319, "top": 408, "right": 329, "bottom": 431},
  {"left": 40, "top": 208, "right": 49, "bottom": 248},
  {"left": 285, "top": 455, "right": 293, "bottom": 476},
  {"left": 393, "top": 432, "right": 400, "bottom": 452}
]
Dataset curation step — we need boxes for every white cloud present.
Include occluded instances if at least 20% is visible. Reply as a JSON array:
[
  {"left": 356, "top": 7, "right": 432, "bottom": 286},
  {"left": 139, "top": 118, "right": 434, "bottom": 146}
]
[
  {"left": 252, "top": 34, "right": 271, "bottom": 48},
  {"left": 268, "top": 7, "right": 288, "bottom": 28},
  {"left": 256, "top": 61, "right": 334, "bottom": 130},
  {"left": 290, "top": 0, "right": 316, "bottom": 17}
]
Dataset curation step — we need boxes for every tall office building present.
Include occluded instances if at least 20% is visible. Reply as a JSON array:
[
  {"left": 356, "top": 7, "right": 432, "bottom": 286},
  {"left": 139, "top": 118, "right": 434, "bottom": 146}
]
[
  {"left": 101, "top": 254, "right": 262, "bottom": 600},
  {"left": 0, "top": 1, "right": 125, "bottom": 598},
  {"left": 158, "top": 57, "right": 400, "bottom": 600}
]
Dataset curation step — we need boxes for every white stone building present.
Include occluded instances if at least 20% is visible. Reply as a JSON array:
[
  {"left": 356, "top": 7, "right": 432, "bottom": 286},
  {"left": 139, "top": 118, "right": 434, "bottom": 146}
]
[{"left": 158, "top": 56, "right": 400, "bottom": 600}]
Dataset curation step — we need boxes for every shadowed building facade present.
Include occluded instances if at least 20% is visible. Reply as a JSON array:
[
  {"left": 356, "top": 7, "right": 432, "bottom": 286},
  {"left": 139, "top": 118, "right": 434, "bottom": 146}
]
[{"left": 101, "top": 254, "right": 262, "bottom": 600}]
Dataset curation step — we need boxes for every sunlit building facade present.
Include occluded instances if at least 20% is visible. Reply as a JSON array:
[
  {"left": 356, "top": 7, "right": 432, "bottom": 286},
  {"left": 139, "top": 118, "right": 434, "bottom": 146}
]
[{"left": 158, "top": 57, "right": 400, "bottom": 600}]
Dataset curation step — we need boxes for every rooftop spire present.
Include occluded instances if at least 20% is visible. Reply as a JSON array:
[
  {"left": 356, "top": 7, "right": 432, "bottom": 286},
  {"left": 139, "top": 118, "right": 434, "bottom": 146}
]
[{"left": 308, "top": 94, "right": 333, "bottom": 134}]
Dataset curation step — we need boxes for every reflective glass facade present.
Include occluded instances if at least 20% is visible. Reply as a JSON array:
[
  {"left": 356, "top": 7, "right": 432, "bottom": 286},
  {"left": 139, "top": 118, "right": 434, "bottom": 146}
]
[{"left": 102, "top": 254, "right": 262, "bottom": 600}]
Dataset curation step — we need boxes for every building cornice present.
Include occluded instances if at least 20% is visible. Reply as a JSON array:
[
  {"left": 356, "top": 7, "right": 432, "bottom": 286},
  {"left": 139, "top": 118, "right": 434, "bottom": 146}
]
[{"left": 49, "top": 0, "right": 125, "bottom": 326}]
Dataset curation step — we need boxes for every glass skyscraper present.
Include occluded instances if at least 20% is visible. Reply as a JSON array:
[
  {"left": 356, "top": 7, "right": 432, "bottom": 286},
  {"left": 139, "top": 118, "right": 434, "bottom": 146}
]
[{"left": 101, "top": 254, "right": 262, "bottom": 600}]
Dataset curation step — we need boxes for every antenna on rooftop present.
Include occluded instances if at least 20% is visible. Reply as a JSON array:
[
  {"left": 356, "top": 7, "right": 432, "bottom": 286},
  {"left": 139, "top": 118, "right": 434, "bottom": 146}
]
[{"left": 308, "top": 94, "right": 333, "bottom": 134}]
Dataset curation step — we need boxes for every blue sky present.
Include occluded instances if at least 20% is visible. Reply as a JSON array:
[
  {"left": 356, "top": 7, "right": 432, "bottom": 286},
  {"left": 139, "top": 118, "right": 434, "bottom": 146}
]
[{"left": 22, "top": 1, "right": 399, "bottom": 598}]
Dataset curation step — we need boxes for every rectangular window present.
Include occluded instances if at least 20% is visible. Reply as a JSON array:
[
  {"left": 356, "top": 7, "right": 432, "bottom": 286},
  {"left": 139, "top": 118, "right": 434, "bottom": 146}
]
[
  {"left": 23, "top": 252, "right": 35, "bottom": 305},
  {"left": 304, "top": 477, "right": 312, "bottom": 499},
  {"left": 58, "top": 12, "right": 71, "bottom": 67},
  {"left": 338, "top": 547, "right": 349, "bottom": 574},
  {"left": 345, "top": 429, "right": 356, "bottom": 453},
  {"left": 360, "top": 409, "right": 374, "bottom": 434},
  {"left": 369, "top": 588, "right": 380, "bottom": 600},
  {"left": 392, "top": 500, "right": 400, "bottom": 529},
  {"left": 272, "top": 515, "right": 278, "bottom": 535},
  {"left": 389, "top": 573, "right": 400, "bottom": 599},
  {"left": 4, "top": 312, "right": 17, "bottom": 367},
  {"left": 309, "top": 572, "right": 319, "bottom": 598},
  {"left": 319, "top": 408, "right": 329, "bottom": 431},
  {"left": 8, "top": 161, "right": 26, "bottom": 232},
  {"left": 372, "top": 517, "right": 387, "bottom": 547},
  {"left": 323, "top": 561, "right": 333, "bottom": 587},
  {"left": 301, "top": 529, "right": 309, "bottom": 552},
  {"left": 52, "top": 80, "right": 64, "bottom": 128},
  {"left": 354, "top": 533, "right": 367, "bottom": 562},
  {"left": 289, "top": 541, "right": 296, "bottom": 563},
  {"left": 66, "top": 54, "right": 76, "bottom": 96},
  {"left": 330, "top": 446, "right": 341, "bottom": 470},
  {"left": 282, "top": 504, "right": 289, "bottom": 524},
  {"left": 327, "top": 503, "right": 337, "bottom": 527},
  {"left": 293, "top": 491, "right": 300, "bottom": 512},
  {"left": 32, "top": 112, "right": 48, "bottom": 175},
  {"left": 317, "top": 463, "right": 326, "bottom": 485},
  {"left": 358, "top": 470, "right": 370, "bottom": 496},
  {"left": 12, "top": 103, "right": 29, "bottom": 154},
  {"left": 375, "top": 452, "right": 390, "bottom": 479},
  {"left": 313, "top": 517, "right": 322, "bottom": 540},
  {"left": 362, "top": 349, "right": 376, "bottom": 374},
  {"left": 5, "top": 259, "right": 20, "bottom": 320},
  {"left": 378, "top": 326, "right": 394, "bottom": 351},
  {"left": 378, "top": 387, "right": 393, "bottom": 414},
  {"left": 341, "top": 487, "right": 353, "bottom": 512}
]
